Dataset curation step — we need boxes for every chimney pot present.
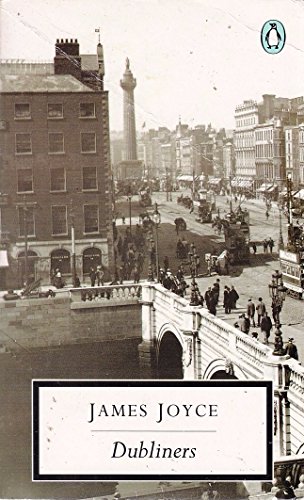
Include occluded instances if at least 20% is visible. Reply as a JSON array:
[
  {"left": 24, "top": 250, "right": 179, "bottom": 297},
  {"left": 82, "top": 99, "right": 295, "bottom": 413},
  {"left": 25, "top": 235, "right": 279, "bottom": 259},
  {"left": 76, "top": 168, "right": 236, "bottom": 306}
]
[
  {"left": 75, "top": 39, "right": 78, "bottom": 43},
  {"left": 56, "top": 39, "right": 59, "bottom": 43},
  {"left": 65, "top": 38, "right": 68, "bottom": 43},
  {"left": 70, "top": 38, "right": 73, "bottom": 43},
  {"left": 61, "top": 38, "right": 64, "bottom": 43}
]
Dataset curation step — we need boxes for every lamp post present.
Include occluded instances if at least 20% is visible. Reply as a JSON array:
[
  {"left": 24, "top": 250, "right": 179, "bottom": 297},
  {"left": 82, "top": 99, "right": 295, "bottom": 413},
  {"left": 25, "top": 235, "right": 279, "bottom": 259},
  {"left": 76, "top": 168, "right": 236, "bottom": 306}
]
[
  {"left": 268, "top": 270, "right": 288, "bottom": 356},
  {"left": 189, "top": 275, "right": 201, "bottom": 306},
  {"left": 279, "top": 208, "right": 284, "bottom": 250},
  {"left": 148, "top": 233, "right": 155, "bottom": 282},
  {"left": 23, "top": 205, "right": 29, "bottom": 287},
  {"left": 286, "top": 173, "right": 293, "bottom": 227},
  {"left": 69, "top": 200, "right": 77, "bottom": 288},
  {"left": 71, "top": 218, "right": 77, "bottom": 287},
  {"left": 127, "top": 189, "right": 132, "bottom": 233},
  {"left": 152, "top": 202, "right": 161, "bottom": 282}
]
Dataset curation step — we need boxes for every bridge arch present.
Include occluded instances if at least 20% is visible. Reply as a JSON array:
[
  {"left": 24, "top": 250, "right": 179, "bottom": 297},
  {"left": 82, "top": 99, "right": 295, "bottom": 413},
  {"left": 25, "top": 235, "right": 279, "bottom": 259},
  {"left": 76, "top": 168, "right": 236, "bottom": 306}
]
[
  {"left": 203, "top": 358, "right": 248, "bottom": 380},
  {"left": 156, "top": 324, "right": 184, "bottom": 379}
]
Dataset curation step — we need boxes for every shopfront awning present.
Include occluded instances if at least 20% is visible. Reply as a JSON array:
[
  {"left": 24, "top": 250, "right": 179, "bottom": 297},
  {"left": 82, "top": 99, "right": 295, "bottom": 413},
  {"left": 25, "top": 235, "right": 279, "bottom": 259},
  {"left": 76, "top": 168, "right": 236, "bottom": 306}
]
[
  {"left": 230, "top": 178, "right": 239, "bottom": 187},
  {"left": 266, "top": 184, "right": 278, "bottom": 193},
  {"left": 294, "top": 188, "right": 304, "bottom": 200},
  {"left": 256, "top": 183, "right": 273, "bottom": 192},
  {"left": 230, "top": 177, "right": 253, "bottom": 188},
  {"left": 0, "top": 250, "right": 9, "bottom": 268},
  {"left": 208, "top": 177, "right": 222, "bottom": 185},
  {"left": 176, "top": 174, "right": 194, "bottom": 182},
  {"left": 195, "top": 174, "right": 205, "bottom": 181},
  {"left": 239, "top": 179, "right": 253, "bottom": 188}
]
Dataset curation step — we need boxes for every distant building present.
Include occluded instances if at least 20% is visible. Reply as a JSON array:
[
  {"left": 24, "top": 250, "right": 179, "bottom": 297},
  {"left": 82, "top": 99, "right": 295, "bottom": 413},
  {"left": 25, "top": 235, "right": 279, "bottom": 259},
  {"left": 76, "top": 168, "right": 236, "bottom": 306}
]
[
  {"left": 285, "top": 126, "right": 300, "bottom": 186},
  {"left": 0, "top": 38, "right": 113, "bottom": 289},
  {"left": 234, "top": 94, "right": 303, "bottom": 192}
]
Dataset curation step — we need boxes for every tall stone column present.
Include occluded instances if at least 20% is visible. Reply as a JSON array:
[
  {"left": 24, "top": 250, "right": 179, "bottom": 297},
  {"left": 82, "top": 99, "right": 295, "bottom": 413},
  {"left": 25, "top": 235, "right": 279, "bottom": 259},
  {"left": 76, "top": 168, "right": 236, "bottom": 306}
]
[{"left": 120, "top": 58, "right": 137, "bottom": 161}]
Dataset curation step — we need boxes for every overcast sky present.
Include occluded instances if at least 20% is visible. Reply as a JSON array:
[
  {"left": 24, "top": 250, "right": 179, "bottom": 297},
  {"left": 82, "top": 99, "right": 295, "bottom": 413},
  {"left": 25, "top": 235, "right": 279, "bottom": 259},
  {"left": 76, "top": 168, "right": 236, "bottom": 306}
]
[{"left": 1, "top": 0, "right": 304, "bottom": 131}]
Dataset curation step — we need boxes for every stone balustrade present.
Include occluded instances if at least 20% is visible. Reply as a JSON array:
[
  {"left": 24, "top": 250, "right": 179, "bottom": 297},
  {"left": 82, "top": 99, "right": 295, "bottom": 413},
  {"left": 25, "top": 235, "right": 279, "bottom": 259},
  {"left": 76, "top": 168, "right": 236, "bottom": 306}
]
[
  {"left": 274, "top": 454, "right": 304, "bottom": 489},
  {"left": 70, "top": 284, "right": 142, "bottom": 305}
]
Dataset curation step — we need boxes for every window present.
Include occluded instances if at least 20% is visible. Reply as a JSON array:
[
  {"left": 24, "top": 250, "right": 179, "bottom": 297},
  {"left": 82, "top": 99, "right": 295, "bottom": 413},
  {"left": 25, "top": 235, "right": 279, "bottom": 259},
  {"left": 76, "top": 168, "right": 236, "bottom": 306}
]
[
  {"left": 47, "top": 103, "right": 63, "bottom": 119},
  {"left": 15, "top": 133, "right": 32, "bottom": 154},
  {"left": 80, "top": 103, "right": 95, "bottom": 118},
  {"left": 52, "top": 206, "right": 67, "bottom": 235},
  {"left": 81, "top": 132, "right": 96, "bottom": 153},
  {"left": 82, "top": 166, "right": 97, "bottom": 190},
  {"left": 50, "top": 167, "right": 66, "bottom": 192},
  {"left": 17, "top": 169, "right": 33, "bottom": 193},
  {"left": 48, "top": 133, "right": 64, "bottom": 154},
  {"left": 15, "top": 103, "right": 31, "bottom": 119},
  {"left": 18, "top": 207, "right": 35, "bottom": 236},
  {"left": 84, "top": 205, "right": 99, "bottom": 233}
]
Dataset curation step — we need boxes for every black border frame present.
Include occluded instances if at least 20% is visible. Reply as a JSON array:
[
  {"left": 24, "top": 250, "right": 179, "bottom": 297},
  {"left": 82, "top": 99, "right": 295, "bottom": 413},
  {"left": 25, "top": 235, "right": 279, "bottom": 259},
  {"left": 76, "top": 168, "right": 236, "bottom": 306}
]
[{"left": 32, "top": 380, "right": 273, "bottom": 481}]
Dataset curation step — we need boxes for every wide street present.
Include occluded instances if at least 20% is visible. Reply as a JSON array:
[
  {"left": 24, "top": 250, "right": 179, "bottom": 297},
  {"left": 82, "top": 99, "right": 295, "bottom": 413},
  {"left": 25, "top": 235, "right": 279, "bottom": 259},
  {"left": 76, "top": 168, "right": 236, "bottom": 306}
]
[{"left": 147, "top": 190, "right": 304, "bottom": 359}]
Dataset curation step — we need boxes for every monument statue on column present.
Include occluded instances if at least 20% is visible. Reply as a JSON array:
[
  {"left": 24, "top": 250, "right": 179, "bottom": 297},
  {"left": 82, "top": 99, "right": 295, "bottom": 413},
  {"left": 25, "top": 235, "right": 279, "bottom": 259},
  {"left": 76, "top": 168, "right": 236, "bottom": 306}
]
[{"left": 118, "top": 58, "right": 143, "bottom": 180}]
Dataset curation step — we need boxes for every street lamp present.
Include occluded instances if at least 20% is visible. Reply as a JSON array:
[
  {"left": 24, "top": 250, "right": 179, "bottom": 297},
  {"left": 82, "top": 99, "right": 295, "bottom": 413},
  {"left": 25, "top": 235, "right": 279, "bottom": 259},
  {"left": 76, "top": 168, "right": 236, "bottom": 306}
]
[
  {"left": 268, "top": 270, "right": 288, "bottom": 356},
  {"left": 279, "top": 208, "right": 284, "bottom": 250},
  {"left": 127, "top": 191, "right": 132, "bottom": 233},
  {"left": 189, "top": 275, "right": 201, "bottom": 306},
  {"left": 152, "top": 203, "right": 161, "bottom": 282},
  {"left": 148, "top": 233, "right": 155, "bottom": 282}
]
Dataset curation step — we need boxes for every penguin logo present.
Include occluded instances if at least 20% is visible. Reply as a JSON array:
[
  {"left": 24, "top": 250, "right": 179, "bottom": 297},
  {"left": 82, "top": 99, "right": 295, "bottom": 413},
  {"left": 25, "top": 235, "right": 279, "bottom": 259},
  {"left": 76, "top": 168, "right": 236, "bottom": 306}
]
[{"left": 261, "top": 20, "right": 286, "bottom": 54}]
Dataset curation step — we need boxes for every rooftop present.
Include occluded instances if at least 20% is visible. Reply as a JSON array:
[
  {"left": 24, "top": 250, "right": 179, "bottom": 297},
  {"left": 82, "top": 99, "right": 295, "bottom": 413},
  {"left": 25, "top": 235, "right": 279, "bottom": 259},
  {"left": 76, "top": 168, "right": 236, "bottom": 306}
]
[{"left": 0, "top": 74, "right": 94, "bottom": 93}]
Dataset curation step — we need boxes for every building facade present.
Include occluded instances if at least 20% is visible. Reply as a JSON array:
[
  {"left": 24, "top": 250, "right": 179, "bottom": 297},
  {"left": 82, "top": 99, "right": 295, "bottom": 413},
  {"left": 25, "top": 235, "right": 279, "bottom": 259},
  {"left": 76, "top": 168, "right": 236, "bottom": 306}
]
[
  {"left": 285, "top": 125, "right": 300, "bottom": 186},
  {"left": 0, "top": 39, "right": 113, "bottom": 289}
]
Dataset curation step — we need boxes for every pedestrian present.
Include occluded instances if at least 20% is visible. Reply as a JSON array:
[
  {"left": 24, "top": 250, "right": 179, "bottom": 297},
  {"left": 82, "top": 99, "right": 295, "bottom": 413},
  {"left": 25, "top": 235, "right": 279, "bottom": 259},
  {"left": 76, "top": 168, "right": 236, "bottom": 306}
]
[
  {"left": 223, "top": 285, "right": 231, "bottom": 314},
  {"left": 229, "top": 285, "right": 239, "bottom": 309},
  {"left": 251, "top": 331, "right": 259, "bottom": 341},
  {"left": 268, "top": 238, "right": 274, "bottom": 254},
  {"left": 212, "top": 279, "right": 220, "bottom": 305},
  {"left": 133, "top": 265, "right": 140, "bottom": 284},
  {"left": 208, "top": 293, "right": 217, "bottom": 316},
  {"left": 265, "top": 210, "right": 269, "bottom": 220},
  {"left": 204, "top": 287, "right": 213, "bottom": 311},
  {"left": 252, "top": 242, "right": 257, "bottom": 254},
  {"left": 96, "top": 265, "right": 104, "bottom": 286},
  {"left": 284, "top": 338, "right": 299, "bottom": 360},
  {"left": 159, "top": 268, "right": 165, "bottom": 284},
  {"left": 122, "top": 215, "right": 126, "bottom": 224},
  {"left": 247, "top": 298, "right": 256, "bottom": 327},
  {"left": 74, "top": 274, "right": 81, "bottom": 287},
  {"left": 54, "top": 268, "right": 64, "bottom": 289},
  {"left": 198, "top": 293, "right": 205, "bottom": 307},
  {"left": 256, "top": 297, "right": 266, "bottom": 327},
  {"left": 260, "top": 312, "right": 273, "bottom": 344},
  {"left": 176, "top": 266, "right": 184, "bottom": 282},
  {"left": 263, "top": 239, "right": 268, "bottom": 253},
  {"left": 240, "top": 314, "right": 250, "bottom": 334},
  {"left": 89, "top": 267, "right": 96, "bottom": 287},
  {"left": 271, "top": 300, "right": 281, "bottom": 323}
]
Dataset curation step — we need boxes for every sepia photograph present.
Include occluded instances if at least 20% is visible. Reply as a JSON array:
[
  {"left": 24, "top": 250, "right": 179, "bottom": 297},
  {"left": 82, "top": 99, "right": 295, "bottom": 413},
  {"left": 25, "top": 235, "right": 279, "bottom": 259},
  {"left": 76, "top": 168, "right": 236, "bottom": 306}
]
[{"left": 0, "top": 0, "right": 304, "bottom": 498}]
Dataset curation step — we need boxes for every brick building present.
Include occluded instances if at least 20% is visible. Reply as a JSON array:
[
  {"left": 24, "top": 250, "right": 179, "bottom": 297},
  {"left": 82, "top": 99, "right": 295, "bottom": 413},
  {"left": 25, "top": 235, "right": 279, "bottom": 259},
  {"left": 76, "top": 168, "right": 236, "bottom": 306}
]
[{"left": 0, "top": 39, "right": 113, "bottom": 289}]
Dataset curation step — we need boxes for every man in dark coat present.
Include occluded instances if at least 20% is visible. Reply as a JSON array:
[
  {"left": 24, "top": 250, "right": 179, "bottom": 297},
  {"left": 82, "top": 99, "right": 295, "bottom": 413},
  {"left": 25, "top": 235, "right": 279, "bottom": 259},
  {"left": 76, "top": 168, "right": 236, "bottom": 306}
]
[
  {"left": 247, "top": 298, "right": 256, "bottom": 327},
  {"left": 284, "top": 338, "right": 299, "bottom": 360},
  {"left": 212, "top": 278, "right": 220, "bottom": 305},
  {"left": 240, "top": 314, "right": 250, "bottom": 334},
  {"left": 260, "top": 312, "right": 272, "bottom": 344},
  {"left": 204, "top": 287, "right": 213, "bottom": 312},
  {"left": 229, "top": 285, "right": 239, "bottom": 309},
  {"left": 223, "top": 286, "right": 231, "bottom": 314},
  {"left": 256, "top": 297, "right": 266, "bottom": 326}
]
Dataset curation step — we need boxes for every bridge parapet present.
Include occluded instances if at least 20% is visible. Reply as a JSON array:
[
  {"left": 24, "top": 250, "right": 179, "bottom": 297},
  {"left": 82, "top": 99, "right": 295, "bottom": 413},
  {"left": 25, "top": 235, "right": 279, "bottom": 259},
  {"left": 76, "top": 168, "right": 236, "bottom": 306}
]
[{"left": 70, "top": 284, "right": 142, "bottom": 308}]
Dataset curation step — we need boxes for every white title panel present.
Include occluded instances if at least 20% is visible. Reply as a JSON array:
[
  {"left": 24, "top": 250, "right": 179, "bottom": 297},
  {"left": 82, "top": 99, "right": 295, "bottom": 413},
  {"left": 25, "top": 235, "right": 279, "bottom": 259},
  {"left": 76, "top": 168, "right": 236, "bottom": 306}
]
[{"left": 33, "top": 381, "right": 272, "bottom": 480}]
